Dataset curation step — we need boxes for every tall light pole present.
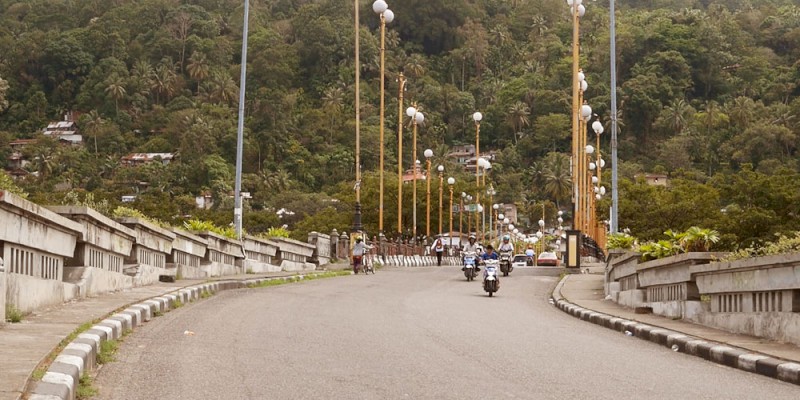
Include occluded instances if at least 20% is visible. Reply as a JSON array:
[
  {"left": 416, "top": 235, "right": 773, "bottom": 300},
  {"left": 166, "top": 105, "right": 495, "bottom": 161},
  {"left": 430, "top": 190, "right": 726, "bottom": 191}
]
[
  {"left": 492, "top": 203, "right": 500, "bottom": 242},
  {"left": 610, "top": 0, "right": 620, "bottom": 234},
  {"left": 472, "top": 111, "right": 482, "bottom": 238},
  {"left": 396, "top": 72, "right": 407, "bottom": 235},
  {"left": 373, "top": 0, "right": 394, "bottom": 234},
  {"left": 233, "top": 0, "right": 251, "bottom": 239},
  {"left": 467, "top": 195, "right": 473, "bottom": 236},
  {"left": 569, "top": 0, "right": 585, "bottom": 234},
  {"left": 437, "top": 165, "right": 444, "bottom": 236},
  {"left": 407, "top": 106, "right": 424, "bottom": 241},
  {"left": 424, "top": 149, "right": 433, "bottom": 239},
  {"left": 460, "top": 192, "right": 466, "bottom": 241},
  {"left": 448, "top": 177, "right": 455, "bottom": 241},
  {"left": 353, "top": 0, "right": 363, "bottom": 233}
]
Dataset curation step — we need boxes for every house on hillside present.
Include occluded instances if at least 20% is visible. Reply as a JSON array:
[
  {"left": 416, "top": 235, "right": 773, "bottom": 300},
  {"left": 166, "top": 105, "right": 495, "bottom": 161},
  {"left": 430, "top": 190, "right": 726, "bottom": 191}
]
[
  {"left": 120, "top": 153, "right": 176, "bottom": 167},
  {"left": 43, "top": 112, "right": 82, "bottom": 145},
  {"left": 636, "top": 173, "right": 669, "bottom": 187},
  {"left": 401, "top": 164, "right": 428, "bottom": 183}
]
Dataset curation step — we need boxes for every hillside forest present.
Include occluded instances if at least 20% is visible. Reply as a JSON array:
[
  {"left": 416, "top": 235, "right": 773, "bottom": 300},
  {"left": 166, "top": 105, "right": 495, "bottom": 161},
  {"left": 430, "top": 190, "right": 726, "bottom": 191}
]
[{"left": 1, "top": 0, "right": 800, "bottom": 249}]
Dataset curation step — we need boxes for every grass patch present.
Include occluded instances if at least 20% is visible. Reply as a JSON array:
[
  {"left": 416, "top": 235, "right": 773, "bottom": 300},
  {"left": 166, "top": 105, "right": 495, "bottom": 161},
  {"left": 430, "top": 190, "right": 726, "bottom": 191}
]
[
  {"left": 246, "top": 268, "right": 255, "bottom": 274},
  {"left": 76, "top": 373, "right": 98, "bottom": 399},
  {"left": 153, "top": 310, "right": 164, "bottom": 317},
  {"left": 5, "top": 304, "right": 24, "bottom": 323},
  {"left": 200, "top": 290, "right": 213, "bottom": 299},
  {"left": 97, "top": 339, "right": 119, "bottom": 364},
  {"left": 173, "top": 299, "right": 184, "bottom": 309},
  {"left": 248, "top": 271, "right": 350, "bottom": 288}
]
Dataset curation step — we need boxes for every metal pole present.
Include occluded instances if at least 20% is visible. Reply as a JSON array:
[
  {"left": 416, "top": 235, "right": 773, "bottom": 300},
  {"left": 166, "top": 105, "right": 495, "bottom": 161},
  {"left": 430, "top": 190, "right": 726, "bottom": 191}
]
[
  {"left": 475, "top": 122, "right": 481, "bottom": 240},
  {"left": 233, "top": 0, "right": 250, "bottom": 239},
  {"left": 397, "top": 73, "right": 405, "bottom": 235},
  {"left": 378, "top": 13, "right": 386, "bottom": 234},
  {"left": 449, "top": 186, "right": 454, "bottom": 241},
  {"left": 571, "top": 1, "right": 580, "bottom": 232},
  {"left": 610, "top": 0, "right": 619, "bottom": 234},
  {"left": 353, "top": 0, "right": 363, "bottom": 233},
  {"left": 438, "top": 171, "right": 443, "bottom": 236},
  {"left": 426, "top": 159, "right": 431, "bottom": 238},
  {"left": 412, "top": 116, "right": 418, "bottom": 240}
]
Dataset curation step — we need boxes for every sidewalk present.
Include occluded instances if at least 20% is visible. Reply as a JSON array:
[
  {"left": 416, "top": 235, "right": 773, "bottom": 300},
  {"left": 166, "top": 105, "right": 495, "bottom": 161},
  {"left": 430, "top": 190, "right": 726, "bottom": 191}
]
[
  {"left": 0, "top": 269, "right": 337, "bottom": 400},
  {"left": 555, "top": 271, "right": 800, "bottom": 384}
]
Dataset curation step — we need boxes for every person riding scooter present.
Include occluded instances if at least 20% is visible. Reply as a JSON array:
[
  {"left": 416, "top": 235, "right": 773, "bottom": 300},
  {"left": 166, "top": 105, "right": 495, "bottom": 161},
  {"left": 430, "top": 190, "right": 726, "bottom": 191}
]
[
  {"left": 462, "top": 235, "right": 481, "bottom": 272},
  {"left": 498, "top": 235, "right": 514, "bottom": 253},
  {"left": 481, "top": 245, "right": 499, "bottom": 261}
]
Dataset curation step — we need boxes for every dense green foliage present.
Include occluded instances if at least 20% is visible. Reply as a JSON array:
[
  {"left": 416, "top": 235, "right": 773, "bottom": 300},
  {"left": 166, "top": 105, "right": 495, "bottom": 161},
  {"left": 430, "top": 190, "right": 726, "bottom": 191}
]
[{"left": 1, "top": 0, "right": 799, "bottom": 248}]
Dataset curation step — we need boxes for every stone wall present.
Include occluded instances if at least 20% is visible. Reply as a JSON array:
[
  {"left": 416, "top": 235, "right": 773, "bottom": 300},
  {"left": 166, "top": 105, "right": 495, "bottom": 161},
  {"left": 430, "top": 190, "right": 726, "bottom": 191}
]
[
  {"left": 272, "top": 237, "right": 315, "bottom": 271},
  {"left": 0, "top": 191, "right": 82, "bottom": 313},
  {"left": 47, "top": 206, "right": 137, "bottom": 296},
  {"left": 243, "top": 236, "right": 280, "bottom": 273},
  {"left": 169, "top": 228, "right": 208, "bottom": 279}
]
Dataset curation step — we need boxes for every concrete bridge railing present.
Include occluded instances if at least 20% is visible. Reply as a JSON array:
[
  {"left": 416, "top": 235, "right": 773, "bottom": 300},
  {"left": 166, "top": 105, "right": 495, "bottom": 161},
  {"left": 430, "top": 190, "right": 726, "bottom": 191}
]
[{"left": 606, "top": 250, "right": 800, "bottom": 346}]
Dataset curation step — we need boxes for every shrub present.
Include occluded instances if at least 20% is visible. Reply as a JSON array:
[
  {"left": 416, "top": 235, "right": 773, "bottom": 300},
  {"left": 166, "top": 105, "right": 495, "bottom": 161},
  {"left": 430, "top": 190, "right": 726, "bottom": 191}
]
[
  {"left": 258, "top": 226, "right": 290, "bottom": 239},
  {"left": 607, "top": 232, "right": 637, "bottom": 250},
  {"left": 184, "top": 219, "right": 238, "bottom": 239},
  {"left": 723, "top": 232, "right": 800, "bottom": 261}
]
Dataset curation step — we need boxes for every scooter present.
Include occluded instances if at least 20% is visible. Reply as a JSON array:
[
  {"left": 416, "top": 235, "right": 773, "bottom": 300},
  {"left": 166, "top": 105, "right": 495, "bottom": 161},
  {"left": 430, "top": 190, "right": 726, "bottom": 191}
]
[
  {"left": 462, "top": 252, "right": 478, "bottom": 281},
  {"left": 499, "top": 251, "right": 513, "bottom": 276},
  {"left": 483, "top": 259, "right": 500, "bottom": 297}
]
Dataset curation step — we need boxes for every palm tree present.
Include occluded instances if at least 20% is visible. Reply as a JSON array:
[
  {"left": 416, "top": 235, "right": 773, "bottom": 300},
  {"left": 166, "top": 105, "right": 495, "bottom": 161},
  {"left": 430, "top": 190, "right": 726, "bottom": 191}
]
[
  {"left": 206, "top": 68, "right": 238, "bottom": 106},
  {"left": 662, "top": 99, "right": 693, "bottom": 134},
  {"left": 131, "top": 59, "right": 153, "bottom": 96},
  {"left": 540, "top": 153, "right": 571, "bottom": 209},
  {"left": 405, "top": 54, "right": 426, "bottom": 78},
  {"left": 681, "top": 227, "right": 720, "bottom": 252},
  {"left": 506, "top": 101, "right": 530, "bottom": 144},
  {"left": 84, "top": 110, "right": 105, "bottom": 155},
  {"left": 186, "top": 52, "right": 210, "bottom": 95},
  {"left": 104, "top": 75, "right": 127, "bottom": 115},
  {"left": 321, "top": 86, "right": 345, "bottom": 142},
  {"left": 150, "top": 62, "right": 177, "bottom": 104}
]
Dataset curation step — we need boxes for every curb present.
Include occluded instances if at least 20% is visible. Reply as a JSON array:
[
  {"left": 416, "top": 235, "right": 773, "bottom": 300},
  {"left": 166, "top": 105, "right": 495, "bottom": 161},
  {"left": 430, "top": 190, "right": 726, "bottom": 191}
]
[
  {"left": 550, "top": 276, "right": 800, "bottom": 386},
  {"left": 27, "top": 272, "right": 349, "bottom": 400}
]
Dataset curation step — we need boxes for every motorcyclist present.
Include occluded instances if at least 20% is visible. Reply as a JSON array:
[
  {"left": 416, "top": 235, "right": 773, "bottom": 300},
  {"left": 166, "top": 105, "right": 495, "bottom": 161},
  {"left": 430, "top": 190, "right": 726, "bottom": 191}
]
[
  {"left": 498, "top": 235, "right": 514, "bottom": 253},
  {"left": 462, "top": 235, "right": 481, "bottom": 271},
  {"left": 525, "top": 245, "right": 535, "bottom": 266},
  {"left": 481, "top": 245, "right": 499, "bottom": 261},
  {"left": 351, "top": 235, "right": 372, "bottom": 273}
]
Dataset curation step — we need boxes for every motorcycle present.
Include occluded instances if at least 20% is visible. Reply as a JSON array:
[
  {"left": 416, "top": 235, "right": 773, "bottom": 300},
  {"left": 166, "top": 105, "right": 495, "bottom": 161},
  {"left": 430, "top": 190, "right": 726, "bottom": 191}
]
[
  {"left": 483, "top": 259, "right": 500, "bottom": 297},
  {"left": 499, "top": 251, "right": 513, "bottom": 276},
  {"left": 462, "top": 251, "right": 478, "bottom": 281}
]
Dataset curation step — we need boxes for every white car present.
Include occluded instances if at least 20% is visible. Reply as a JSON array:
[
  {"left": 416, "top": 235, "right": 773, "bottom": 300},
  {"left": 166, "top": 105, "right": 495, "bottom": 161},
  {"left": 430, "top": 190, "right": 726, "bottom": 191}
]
[{"left": 512, "top": 254, "right": 530, "bottom": 269}]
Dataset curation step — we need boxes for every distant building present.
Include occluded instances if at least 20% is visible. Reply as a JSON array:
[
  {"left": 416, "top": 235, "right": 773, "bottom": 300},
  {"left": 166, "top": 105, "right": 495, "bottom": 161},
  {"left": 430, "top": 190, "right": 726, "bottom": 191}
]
[
  {"left": 43, "top": 112, "right": 82, "bottom": 145},
  {"left": 6, "top": 139, "right": 36, "bottom": 172},
  {"left": 447, "top": 144, "right": 497, "bottom": 175},
  {"left": 402, "top": 165, "right": 428, "bottom": 183},
  {"left": 120, "top": 153, "right": 176, "bottom": 167},
  {"left": 195, "top": 191, "right": 213, "bottom": 209}
]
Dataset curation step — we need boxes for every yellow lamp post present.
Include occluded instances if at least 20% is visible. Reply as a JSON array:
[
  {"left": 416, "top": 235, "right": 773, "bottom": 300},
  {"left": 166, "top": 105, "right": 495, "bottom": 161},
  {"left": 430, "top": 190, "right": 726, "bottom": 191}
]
[
  {"left": 472, "top": 111, "right": 482, "bottom": 238},
  {"left": 424, "top": 149, "right": 433, "bottom": 239},
  {"left": 372, "top": 0, "right": 394, "bottom": 234},
  {"left": 406, "top": 105, "right": 424, "bottom": 241},
  {"left": 459, "top": 192, "right": 466, "bottom": 240},
  {"left": 437, "top": 165, "right": 444, "bottom": 236},
  {"left": 396, "top": 72, "right": 407, "bottom": 235},
  {"left": 448, "top": 177, "right": 455, "bottom": 241}
]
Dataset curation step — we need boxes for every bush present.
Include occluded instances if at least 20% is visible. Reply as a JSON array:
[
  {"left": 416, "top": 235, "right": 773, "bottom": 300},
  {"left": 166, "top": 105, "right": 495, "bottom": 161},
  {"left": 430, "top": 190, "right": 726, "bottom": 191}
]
[
  {"left": 723, "top": 232, "right": 800, "bottom": 261},
  {"left": 607, "top": 232, "right": 637, "bottom": 250}
]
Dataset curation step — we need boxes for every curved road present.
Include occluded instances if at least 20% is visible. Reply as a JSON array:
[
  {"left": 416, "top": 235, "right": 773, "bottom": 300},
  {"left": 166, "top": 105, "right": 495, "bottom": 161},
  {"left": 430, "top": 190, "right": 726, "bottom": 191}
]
[{"left": 92, "top": 268, "right": 798, "bottom": 399}]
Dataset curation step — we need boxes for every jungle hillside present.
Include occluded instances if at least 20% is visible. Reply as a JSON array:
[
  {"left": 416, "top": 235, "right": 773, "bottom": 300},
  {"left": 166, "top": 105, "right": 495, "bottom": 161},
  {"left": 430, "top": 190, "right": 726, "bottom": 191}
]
[{"left": 0, "top": 0, "right": 799, "bottom": 249}]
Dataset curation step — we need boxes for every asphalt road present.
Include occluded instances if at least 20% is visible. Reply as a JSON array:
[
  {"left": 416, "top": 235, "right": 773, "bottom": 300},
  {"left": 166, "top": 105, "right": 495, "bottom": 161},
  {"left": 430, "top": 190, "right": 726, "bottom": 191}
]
[{"left": 91, "top": 267, "right": 799, "bottom": 399}]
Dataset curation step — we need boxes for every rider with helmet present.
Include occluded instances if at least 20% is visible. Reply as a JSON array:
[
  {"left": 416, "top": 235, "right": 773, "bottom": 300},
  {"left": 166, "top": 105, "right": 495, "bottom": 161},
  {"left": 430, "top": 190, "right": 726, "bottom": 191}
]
[
  {"left": 351, "top": 235, "right": 372, "bottom": 273},
  {"left": 498, "top": 235, "right": 514, "bottom": 253},
  {"left": 462, "top": 235, "right": 481, "bottom": 271}
]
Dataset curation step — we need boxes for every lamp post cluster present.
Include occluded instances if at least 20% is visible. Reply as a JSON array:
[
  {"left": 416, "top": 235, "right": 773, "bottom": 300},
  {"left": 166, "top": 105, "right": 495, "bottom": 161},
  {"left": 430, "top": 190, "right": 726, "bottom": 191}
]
[
  {"left": 350, "top": 1, "right": 490, "bottom": 251},
  {"left": 568, "top": 0, "right": 607, "bottom": 248}
]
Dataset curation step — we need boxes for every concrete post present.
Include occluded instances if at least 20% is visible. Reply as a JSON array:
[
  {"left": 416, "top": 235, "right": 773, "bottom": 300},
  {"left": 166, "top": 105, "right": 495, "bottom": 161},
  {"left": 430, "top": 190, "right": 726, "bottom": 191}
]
[
  {"left": 330, "top": 229, "right": 339, "bottom": 260},
  {"left": 0, "top": 256, "right": 5, "bottom": 326}
]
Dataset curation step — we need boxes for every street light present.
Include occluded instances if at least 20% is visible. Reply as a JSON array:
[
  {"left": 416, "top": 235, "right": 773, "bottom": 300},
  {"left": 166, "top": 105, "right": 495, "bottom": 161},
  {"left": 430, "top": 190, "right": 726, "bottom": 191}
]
[
  {"left": 437, "top": 164, "right": 444, "bottom": 236},
  {"left": 448, "top": 177, "right": 455, "bottom": 241},
  {"left": 353, "top": 0, "right": 363, "bottom": 233},
  {"left": 460, "top": 192, "right": 466, "bottom": 240},
  {"left": 396, "top": 72, "right": 407, "bottom": 235},
  {"left": 493, "top": 203, "right": 500, "bottom": 242},
  {"left": 473, "top": 111, "right": 483, "bottom": 238},
  {"left": 407, "top": 106, "right": 424, "bottom": 240},
  {"left": 424, "top": 148, "right": 434, "bottom": 238},
  {"left": 467, "top": 195, "right": 473, "bottom": 236},
  {"left": 568, "top": 0, "right": 587, "bottom": 242},
  {"left": 373, "top": 0, "right": 394, "bottom": 234},
  {"left": 233, "top": 0, "right": 251, "bottom": 239}
]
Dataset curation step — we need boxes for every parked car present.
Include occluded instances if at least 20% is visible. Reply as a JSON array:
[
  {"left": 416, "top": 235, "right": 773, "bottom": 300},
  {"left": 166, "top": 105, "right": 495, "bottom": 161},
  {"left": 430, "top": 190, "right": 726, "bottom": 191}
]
[
  {"left": 512, "top": 254, "right": 530, "bottom": 269},
  {"left": 537, "top": 251, "right": 560, "bottom": 266}
]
